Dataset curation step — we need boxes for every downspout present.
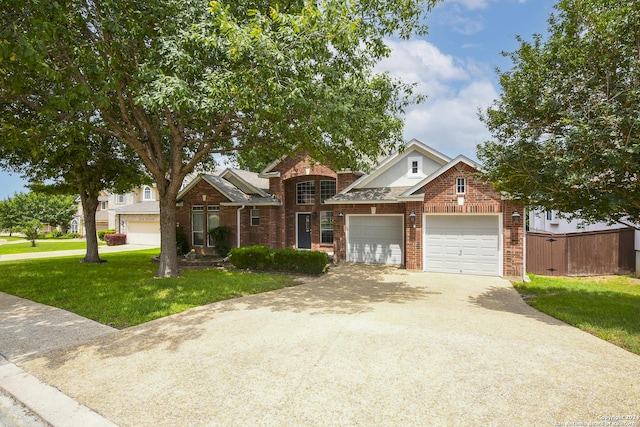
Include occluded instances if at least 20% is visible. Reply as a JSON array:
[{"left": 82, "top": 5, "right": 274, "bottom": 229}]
[{"left": 237, "top": 205, "right": 245, "bottom": 248}]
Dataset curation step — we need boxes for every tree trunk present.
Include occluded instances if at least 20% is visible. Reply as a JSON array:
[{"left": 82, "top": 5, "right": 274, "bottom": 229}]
[
  {"left": 156, "top": 189, "right": 180, "bottom": 277},
  {"left": 80, "top": 193, "right": 104, "bottom": 263}
]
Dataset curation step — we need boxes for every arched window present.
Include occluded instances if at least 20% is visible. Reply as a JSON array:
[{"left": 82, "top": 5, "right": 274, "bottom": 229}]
[
  {"left": 143, "top": 186, "right": 152, "bottom": 201},
  {"left": 70, "top": 219, "right": 79, "bottom": 234}
]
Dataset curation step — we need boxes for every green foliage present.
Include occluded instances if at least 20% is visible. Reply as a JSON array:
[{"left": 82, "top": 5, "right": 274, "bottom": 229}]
[
  {"left": 0, "top": 240, "right": 98, "bottom": 255},
  {"left": 0, "top": 192, "right": 77, "bottom": 230},
  {"left": 63, "top": 233, "right": 80, "bottom": 239},
  {"left": 0, "top": 0, "right": 441, "bottom": 276},
  {"left": 479, "top": 0, "right": 640, "bottom": 225},
  {"left": 0, "top": 250, "right": 295, "bottom": 328},
  {"left": 229, "top": 245, "right": 329, "bottom": 274},
  {"left": 22, "top": 219, "right": 41, "bottom": 246},
  {"left": 98, "top": 229, "right": 117, "bottom": 241},
  {"left": 208, "top": 226, "right": 231, "bottom": 257},
  {"left": 176, "top": 226, "right": 190, "bottom": 255},
  {"left": 514, "top": 275, "right": 640, "bottom": 356}
]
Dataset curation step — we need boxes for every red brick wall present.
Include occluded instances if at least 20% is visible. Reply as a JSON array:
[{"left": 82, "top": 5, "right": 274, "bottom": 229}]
[
  {"left": 332, "top": 203, "right": 405, "bottom": 263},
  {"left": 337, "top": 172, "right": 362, "bottom": 193},
  {"left": 176, "top": 179, "right": 237, "bottom": 255},
  {"left": 418, "top": 162, "right": 524, "bottom": 277}
]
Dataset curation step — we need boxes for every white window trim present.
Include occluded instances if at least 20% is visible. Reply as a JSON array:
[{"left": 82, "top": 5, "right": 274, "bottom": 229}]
[
  {"left": 250, "top": 208, "right": 260, "bottom": 226},
  {"left": 408, "top": 156, "right": 423, "bottom": 178},
  {"left": 116, "top": 194, "right": 126, "bottom": 204},
  {"left": 320, "top": 180, "right": 337, "bottom": 204},
  {"left": 456, "top": 178, "right": 466, "bottom": 194},
  {"left": 296, "top": 181, "right": 315, "bottom": 205},
  {"left": 143, "top": 186, "right": 153, "bottom": 201},
  {"left": 319, "top": 211, "right": 334, "bottom": 244}
]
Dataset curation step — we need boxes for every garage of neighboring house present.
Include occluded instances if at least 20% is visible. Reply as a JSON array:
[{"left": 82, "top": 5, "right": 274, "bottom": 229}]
[
  {"left": 423, "top": 215, "right": 501, "bottom": 276},
  {"left": 126, "top": 221, "right": 161, "bottom": 246},
  {"left": 346, "top": 215, "right": 404, "bottom": 265}
]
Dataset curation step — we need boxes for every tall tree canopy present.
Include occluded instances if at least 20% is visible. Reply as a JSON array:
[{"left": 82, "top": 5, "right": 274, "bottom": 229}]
[
  {"left": 1, "top": 0, "right": 438, "bottom": 276},
  {"left": 478, "top": 0, "right": 640, "bottom": 226},
  {"left": 0, "top": 92, "right": 148, "bottom": 262}
]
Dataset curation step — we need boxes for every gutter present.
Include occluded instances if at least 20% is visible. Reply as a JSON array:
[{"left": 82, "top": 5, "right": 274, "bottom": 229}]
[{"left": 237, "top": 205, "right": 245, "bottom": 248}]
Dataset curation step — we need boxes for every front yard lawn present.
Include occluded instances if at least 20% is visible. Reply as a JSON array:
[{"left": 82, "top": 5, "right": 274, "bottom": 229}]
[
  {"left": 0, "top": 240, "right": 104, "bottom": 255},
  {"left": 0, "top": 250, "right": 297, "bottom": 328},
  {"left": 514, "top": 275, "right": 640, "bottom": 356}
]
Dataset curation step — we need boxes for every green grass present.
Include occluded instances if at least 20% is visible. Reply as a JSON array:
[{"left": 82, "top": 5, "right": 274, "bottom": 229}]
[
  {"left": 0, "top": 236, "right": 26, "bottom": 242},
  {"left": 0, "top": 240, "right": 104, "bottom": 255},
  {"left": 0, "top": 250, "right": 296, "bottom": 328},
  {"left": 514, "top": 275, "right": 640, "bottom": 355}
]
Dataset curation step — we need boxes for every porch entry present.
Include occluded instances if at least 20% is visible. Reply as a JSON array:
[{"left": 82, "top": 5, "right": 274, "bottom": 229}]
[{"left": 297, "top": 213, "right": 312, "bottom": 249}]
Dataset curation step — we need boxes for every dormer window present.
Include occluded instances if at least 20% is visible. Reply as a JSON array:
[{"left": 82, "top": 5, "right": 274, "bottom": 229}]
[
  {"left": 408, "top": 156, "right": 423, "bottom": 177},
  {"left": 143, "top": 186, "right": 152, "bottom": 201}
]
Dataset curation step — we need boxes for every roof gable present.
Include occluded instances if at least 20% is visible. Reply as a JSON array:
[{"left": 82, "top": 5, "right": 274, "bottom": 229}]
[
  {"left": 343, "top": 139, "right": 450, "bottom": 192},
  {"left": 399, "top": 155, "right": 483, "bottom": 199}
]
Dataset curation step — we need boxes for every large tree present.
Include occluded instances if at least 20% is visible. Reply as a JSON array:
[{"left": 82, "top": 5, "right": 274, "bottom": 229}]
[
  {"left": 1, "top": 0, "right": 438, "bottom": 277},
  {"left": 0, "top": 98, "right": 148, "bottom": 262},
  {"left": 478, "top": 0, "right": 640, "bottom": 226}
]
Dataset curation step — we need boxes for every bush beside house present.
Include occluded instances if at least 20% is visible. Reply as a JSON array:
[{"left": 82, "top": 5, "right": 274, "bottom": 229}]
[{"left": 229, "top": 245, "right": 329, "bottom": 274}]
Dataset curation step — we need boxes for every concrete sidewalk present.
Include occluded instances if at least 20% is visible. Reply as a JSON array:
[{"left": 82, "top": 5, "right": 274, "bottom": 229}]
[
  {"left": 0, "top": 243, "right": 158, "bottom": 262},
  {"left": 0, "top": 292, "right": 119, "bottom": 426},
  {"left": 1, "top": 265, "right": 639, "bottom": 426}
]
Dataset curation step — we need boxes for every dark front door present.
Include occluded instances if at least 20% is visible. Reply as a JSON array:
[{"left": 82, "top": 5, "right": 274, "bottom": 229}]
[{"left": 297, "top": 213, "right": 312, "bottom": 249}]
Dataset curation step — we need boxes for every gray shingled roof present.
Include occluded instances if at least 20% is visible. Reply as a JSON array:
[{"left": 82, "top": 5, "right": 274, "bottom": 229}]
[
  {"left": 203, "top": 175, "right": 280, "bottom": 205},
  {"left": 226, "top": 169, "right": 269, "bottom": 193},
  {"left": 326, "top": 187, "right": 412, "bottom": 203},
  {"left": 113, "top": 201, "right": 160, "bottom": 214}
]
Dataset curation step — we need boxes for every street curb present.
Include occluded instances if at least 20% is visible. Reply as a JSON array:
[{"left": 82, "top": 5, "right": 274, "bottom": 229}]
[{"left": 0, "top": 357, "right": 117, "bottom": 427}]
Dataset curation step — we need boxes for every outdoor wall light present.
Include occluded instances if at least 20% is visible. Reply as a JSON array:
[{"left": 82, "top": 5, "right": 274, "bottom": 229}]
[
  {"left": 409, "top": 210, "right": 417, "bottom": 224},
  {"left": 511, "top": 210, "right": 521, "bottom": 225},
  {"left": 338, "top": 211, "right": 344, "bottom": 219}
]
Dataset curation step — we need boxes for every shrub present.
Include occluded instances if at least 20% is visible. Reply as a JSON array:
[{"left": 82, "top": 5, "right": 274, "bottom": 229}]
[
  {"left": 229, "top": 245, "right": 273, "bottom": 270},
  {"left": 272, "top": 249, "right": 329, "bottom": 275},
  {"left": 229, "top": 246, "right": 328, "bottom": 275},
  {"left": 208, "top": 226, "right": 231, "bottom": 257},
  {"left": 176, "top": 226, "right": 190, "bottom": 255},
  {"left": 104, "top": 233, "right": 126, "bottom": 246},
  {"left": 63, "top": 232, "right": 80, "bottom": 239},
  {"left": 98, "top": 229, "right": 116, "bottom": 241}
]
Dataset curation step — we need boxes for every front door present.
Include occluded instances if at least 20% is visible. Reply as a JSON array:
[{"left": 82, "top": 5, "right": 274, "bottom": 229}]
[{"left": 297, "top": 213, "right": 312, "bottom": 249}]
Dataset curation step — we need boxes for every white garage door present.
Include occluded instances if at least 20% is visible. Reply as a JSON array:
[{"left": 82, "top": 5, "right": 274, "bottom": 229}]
[
  {"left": 126, "top": 221, "right": 161, "bottom": 246},
  {"left": 424, "top": 215, "right": 500, "bottom": 276},
  {"left": 347, "top": 215, "right": 403, "bottom": 265}
]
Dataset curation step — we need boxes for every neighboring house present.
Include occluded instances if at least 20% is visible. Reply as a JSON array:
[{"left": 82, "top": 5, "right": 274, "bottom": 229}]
[
  {"left": 176, "top": 139, "right": 525, "bottom": 278},
  {"left": 528, "top": 208, "right": 639, "bottom": 275},
  {"left": 112, "top": 185, "right": 160, "bottom": 246},
  {"left": 72, "top": 192, "right": 110, "bottom": 236}
]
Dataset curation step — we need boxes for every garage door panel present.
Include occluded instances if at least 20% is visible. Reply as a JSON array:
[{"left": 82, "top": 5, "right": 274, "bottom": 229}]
[
  {"left": 126, "top": 221, "right": 161, "bottom": 246},
  {"left": 424, "top": 215, "right": 500, "bottom": 276},
  {"left": 348, "top": 216, "right": 403, "bottom": 266}
]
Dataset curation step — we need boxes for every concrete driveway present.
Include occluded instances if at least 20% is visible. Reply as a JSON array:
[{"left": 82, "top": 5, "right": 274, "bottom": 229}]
[{"left": 4, "top": 265, "right": 640, "bottom": 426}]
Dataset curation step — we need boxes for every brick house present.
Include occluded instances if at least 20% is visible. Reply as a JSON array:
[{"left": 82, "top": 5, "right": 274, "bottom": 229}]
[{"left": 176, "top": 139, "right": 525, "bottom": 278}]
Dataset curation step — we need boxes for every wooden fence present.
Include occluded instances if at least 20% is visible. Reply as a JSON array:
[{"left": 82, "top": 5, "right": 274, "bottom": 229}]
[{"left": 526, "top": 228, "right": 636, "bottom": 276}]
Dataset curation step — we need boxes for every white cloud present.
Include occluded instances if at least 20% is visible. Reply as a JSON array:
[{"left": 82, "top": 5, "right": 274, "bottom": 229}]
[
  {"left": 376, "top": 39, "right": 499, "bottom": 160},
  {"left": 448, "top": 0, "right": 490, "bottom": 10}
]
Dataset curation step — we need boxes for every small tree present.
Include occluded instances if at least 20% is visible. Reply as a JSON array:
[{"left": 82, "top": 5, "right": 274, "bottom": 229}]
[
  {"left": 22, "top": 219, "right": 41, "bottom": 247},
  {"left": 208, "top": 226, "right": 231, "bottom": 258}
]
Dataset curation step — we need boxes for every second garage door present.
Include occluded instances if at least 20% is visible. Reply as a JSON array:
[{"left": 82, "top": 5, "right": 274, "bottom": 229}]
[
  {"left": 347, "top": 215, "right": 403, "bottom": 265},
  {"left": 424, "top": 215, "right": 500, "bottom": 276}
]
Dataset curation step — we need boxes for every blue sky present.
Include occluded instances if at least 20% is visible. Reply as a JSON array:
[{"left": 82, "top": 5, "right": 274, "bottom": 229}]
[{"left": 0, "top": 0, "right": 557, "bottom": 200}]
